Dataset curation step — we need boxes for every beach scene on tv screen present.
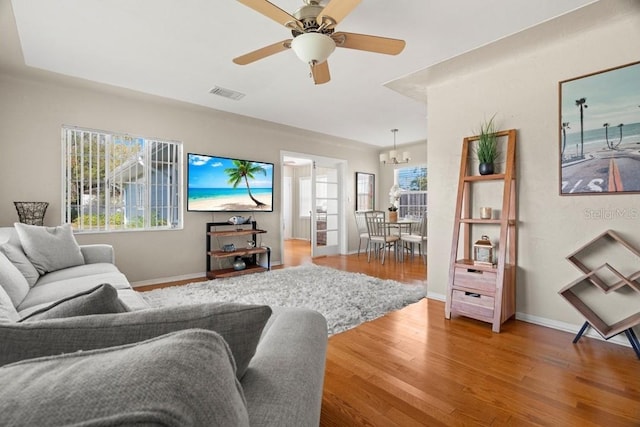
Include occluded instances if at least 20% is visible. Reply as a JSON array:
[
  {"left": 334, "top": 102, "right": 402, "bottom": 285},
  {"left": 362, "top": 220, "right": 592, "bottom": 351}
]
[{"left": 188, "top": 154, "right": 273, "bottom": 211}]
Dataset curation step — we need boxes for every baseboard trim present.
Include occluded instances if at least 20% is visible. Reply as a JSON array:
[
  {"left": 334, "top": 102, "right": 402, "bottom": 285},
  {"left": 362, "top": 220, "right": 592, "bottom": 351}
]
[
  {"left": 131, "top": 272, "right": 205, "bottom": 288},
  {"left": 515, "top": 312, "right": 631, "bottom": 347},
  {"left": 424, "top": 293, "right": 630, "bottom": 348},
  {"left": 131, "top": 262, "right": 284, "bottom": 289},
  {"left": 427, "top": 291, "right": 446, "bottom": 301}
]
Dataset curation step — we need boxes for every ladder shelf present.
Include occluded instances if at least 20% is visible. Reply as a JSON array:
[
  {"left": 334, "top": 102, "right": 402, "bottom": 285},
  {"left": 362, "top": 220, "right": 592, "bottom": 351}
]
[{"left": 445, "top": 129, "right": 518, "bottom": 333}]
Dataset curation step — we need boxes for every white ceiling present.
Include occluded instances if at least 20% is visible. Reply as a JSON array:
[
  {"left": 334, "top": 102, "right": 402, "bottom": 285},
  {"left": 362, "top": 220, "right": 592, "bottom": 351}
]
[{"left": 9, "top": 0, "right": 596, "bottom": 147}]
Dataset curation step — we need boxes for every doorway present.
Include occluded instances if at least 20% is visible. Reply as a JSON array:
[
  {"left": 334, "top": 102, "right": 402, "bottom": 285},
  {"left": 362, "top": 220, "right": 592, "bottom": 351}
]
[{"left": 281, "top": 151, "right": 347, "bottom": 265}]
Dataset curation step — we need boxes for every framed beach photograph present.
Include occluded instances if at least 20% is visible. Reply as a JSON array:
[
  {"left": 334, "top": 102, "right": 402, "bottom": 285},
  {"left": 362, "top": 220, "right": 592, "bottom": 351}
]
[
  {"left": 559, "top": 60, "right": 640, "bottom": 195},
  {"left": 355, "top": 172, "right": 375, "bottom": 210},
  {"left": 187, "top": 153, "right": 274, "bottom": 212}
]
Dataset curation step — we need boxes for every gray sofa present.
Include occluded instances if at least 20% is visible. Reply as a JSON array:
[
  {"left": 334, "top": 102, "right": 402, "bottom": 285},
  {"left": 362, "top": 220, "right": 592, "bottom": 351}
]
[
  {"left": 0, "top": 224, "right": 328, "bottom": 426},
  {"left": 0, "top": 225, "right": 148, "bottom": 316}
]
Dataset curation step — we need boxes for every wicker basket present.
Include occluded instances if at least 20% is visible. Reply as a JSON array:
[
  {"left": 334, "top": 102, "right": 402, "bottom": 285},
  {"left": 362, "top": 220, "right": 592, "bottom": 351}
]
[{"left": 14, "top": 201, "right": 49, "bottom": 226}]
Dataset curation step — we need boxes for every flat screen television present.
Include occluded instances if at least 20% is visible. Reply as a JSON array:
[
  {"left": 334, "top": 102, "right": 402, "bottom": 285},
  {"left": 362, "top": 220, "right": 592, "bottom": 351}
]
[{"left": 187, "top": 153, "right": 274, "bottom": 212}]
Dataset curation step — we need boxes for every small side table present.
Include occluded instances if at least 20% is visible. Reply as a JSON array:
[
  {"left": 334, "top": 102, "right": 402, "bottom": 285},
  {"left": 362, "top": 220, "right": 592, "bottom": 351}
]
[
  {"left": 559, "top": 230, "right": 640, "bottom": 360},
  {"left": 573, "top": 321, "right": 640, "bottom": 359}
]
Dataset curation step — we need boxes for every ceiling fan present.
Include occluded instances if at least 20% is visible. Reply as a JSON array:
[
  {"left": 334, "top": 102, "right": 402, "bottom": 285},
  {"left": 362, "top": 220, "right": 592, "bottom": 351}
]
[{"left": 233, "top": 0, "right": 406, "bottom": 85}]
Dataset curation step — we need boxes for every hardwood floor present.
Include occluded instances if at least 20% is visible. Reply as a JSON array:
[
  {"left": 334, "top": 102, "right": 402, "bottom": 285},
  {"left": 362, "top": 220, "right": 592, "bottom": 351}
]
[
  {"left": 139, "top": 240, "right": 640, "bottom": 426},
  {"left": 322, "top": 298, "right": 639, "bottom": 426},
  {"left": 282, "top": 239, "right": 427, "bottom": 285}
]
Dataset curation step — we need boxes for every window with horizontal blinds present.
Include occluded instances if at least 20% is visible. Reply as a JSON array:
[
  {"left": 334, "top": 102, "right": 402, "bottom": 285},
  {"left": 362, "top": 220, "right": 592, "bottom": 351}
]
[
  {"left": 395, "top": 165, "right": 427, "bottom": 219},
  {"left": 62, "top": 126, "right": 183, "bottom": 232}
]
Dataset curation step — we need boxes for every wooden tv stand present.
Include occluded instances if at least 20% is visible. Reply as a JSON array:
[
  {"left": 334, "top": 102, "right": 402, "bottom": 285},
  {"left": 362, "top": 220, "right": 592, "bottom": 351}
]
[{"left": 206, "top": 221, "right": 271, "bottom": 279}]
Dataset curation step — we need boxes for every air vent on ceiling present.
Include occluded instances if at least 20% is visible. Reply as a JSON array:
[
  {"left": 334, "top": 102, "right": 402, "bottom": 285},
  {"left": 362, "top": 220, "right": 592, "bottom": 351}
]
[{"left": 209, "top": 86, "right": 245, "bottom": 101}]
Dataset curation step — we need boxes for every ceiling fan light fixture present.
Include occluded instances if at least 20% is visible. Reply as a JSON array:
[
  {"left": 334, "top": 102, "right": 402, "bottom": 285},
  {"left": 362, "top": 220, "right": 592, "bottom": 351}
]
[{"left": 291, "top": 32, "right": 336, "bottom": 65}]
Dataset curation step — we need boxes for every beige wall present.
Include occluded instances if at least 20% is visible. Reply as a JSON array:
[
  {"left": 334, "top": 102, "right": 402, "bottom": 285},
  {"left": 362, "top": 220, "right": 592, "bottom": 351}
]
[
  {"left": 426, "top": 3, "right": 640, "bottom": 337},
  {"left": 0, "top": 73, "right": 379, "bottom": 283}
]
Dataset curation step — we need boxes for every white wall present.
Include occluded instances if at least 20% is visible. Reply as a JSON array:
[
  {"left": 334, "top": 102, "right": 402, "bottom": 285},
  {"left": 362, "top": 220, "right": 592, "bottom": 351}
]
[
  {"left": 0, "top": 73, "right": 379, "bottom": 283},
  {"left": 426, "top": 2, "right": 640, "bottom": 337},
  {"left": 283, "top": 164, "right": 312, "bottom": 240}
]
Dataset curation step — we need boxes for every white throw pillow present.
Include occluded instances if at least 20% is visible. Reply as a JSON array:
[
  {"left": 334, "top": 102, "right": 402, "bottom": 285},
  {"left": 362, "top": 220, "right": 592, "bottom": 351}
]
[
  {"left": 0, "top": 282, "right": 20, "bottom": 322},
  {"left": 14, "top": 223, "right": 85, "bottom": 275},
  {"left": 0, "top": 252, "right": 29, "bottom": 308},
  {"left": 0, "top": 243, "right": 39, "bottom": 287}
]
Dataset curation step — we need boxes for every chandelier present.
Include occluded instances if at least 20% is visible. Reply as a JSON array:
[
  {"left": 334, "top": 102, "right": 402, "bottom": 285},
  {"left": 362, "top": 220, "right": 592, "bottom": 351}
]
[{"left": 379, "top": 129, "right": 410, "bottom": 165}]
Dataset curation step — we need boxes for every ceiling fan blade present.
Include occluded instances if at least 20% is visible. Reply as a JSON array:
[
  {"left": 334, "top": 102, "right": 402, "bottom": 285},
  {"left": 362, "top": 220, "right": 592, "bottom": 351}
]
[
  {"left": 317, "top": 0, "right": 361, "bottom": 28},
  {"left": 311, "top": 61, "right": 330, "bottom": 85},
  {"left": 332, "top": 32, "right": 405, "bottom": 55},
  {"left": 233, "top": 40, "right": 291, "bottom": 65},
  {"left": 237, "top": 0, "right": 300, "bottom": 28}
]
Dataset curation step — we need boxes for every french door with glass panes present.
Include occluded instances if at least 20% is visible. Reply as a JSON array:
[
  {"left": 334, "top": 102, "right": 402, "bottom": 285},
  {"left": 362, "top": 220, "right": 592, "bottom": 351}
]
[{"left": 311, "top": 160, "right": 341, "bottom": 257}]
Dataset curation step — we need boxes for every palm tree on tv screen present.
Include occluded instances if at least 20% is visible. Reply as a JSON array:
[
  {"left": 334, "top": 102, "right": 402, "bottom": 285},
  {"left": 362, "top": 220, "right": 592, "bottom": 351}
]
[{"left": 224, "top": 160, "right": 267, "bottom": 207}]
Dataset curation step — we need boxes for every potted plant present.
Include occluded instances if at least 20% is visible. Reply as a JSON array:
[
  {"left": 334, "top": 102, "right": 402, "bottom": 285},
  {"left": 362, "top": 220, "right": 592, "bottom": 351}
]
[
  {"left": 388, "top": 204, "right": 398, "bottom": 223},
  {"left": 476, "top": 115, "right": 498, "bottom": 175}
]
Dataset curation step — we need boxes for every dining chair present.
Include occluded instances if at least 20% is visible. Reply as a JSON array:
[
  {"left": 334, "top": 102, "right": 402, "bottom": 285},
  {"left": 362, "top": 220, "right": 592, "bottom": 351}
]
[
  {"left": 354, "top": 211, "right": 370, "bottom": 257},
  {"left": 364, "top": 211, "right": 399, "bottom": 264},
  {"left": 400, "top": 214, "right": 427, "bottom": 263}
]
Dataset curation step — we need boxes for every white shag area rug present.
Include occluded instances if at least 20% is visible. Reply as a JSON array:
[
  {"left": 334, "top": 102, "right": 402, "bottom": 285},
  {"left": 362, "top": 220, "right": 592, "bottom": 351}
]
[{"left": 141, "top": 264, "right": 426, "bottom": 335}]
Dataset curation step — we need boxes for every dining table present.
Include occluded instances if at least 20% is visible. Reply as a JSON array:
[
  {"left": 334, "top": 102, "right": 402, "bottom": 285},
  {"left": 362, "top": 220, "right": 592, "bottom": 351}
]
[{"left": 383, "top": 218, "right": 421, "bottom": 261}]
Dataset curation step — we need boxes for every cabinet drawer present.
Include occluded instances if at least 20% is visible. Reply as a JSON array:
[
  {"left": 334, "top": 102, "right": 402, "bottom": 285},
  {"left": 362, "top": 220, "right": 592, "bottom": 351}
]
[
  {"left": 453, "top": 267, "right": 497, "bottom": 293},
  {"left": 451, "top": 290, "right": 494, "bottom": 321}
]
